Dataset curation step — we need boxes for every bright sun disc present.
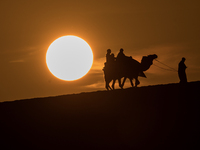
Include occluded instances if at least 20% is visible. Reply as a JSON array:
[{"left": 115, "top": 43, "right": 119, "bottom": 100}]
[{"left": 46, "top": 35, "right": 93, "bottom": 81}]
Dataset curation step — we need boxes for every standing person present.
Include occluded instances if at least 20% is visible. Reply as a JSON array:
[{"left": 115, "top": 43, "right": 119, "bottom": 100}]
[{"left": 178, "top": 57, "right": 187, "bottom": 84}]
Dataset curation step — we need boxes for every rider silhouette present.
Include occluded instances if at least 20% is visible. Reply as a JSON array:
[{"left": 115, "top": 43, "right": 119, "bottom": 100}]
[
  {"left": 106, "top": 49, "right": 112, "bottom": 63},
  {"left": 116, "top": 48, "right": 126, "bottom": 63},
  {"left": 110, "top": 53, "right": 116, "bottom": 64},
  {"left": 106, "top": 49, "right": 116, "bottom": 65},
  {"left": 116, "top": 48, "right": 132, "bottom": 70}
]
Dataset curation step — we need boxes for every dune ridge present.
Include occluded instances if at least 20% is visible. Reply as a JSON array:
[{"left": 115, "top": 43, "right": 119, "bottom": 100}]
[{"left": 0, "top": 81, "right": 199, "bottom": 149}]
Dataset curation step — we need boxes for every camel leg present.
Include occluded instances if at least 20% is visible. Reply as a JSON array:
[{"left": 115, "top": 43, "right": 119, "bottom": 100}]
[
  {"left": 135, "top": 77, "right": 140, "bottom": 87},
  {"left": 106, "top": 82, "right": 111, "bottom": 90},
  {"left": 121, "top": 77, "right": 127, "bottom": 88},
  {"left": 118, "top": 78, "right": 123, "bottom": 89},
  {"left": 129, "top": 78, "right": 134, "bottom": 87},
  {"left": 105, "top": 78, "right": 113, "bottom": 90},
  {"left": 112, "top": 79, "right": 116, "bottom": 90}
]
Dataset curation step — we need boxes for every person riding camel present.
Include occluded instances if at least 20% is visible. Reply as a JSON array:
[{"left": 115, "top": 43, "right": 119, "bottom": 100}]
[
  {"left": 110, "top": 53, "right": 115, "bottom": 64},
  {"left": 104, "top": 49, "right": 116, "bottom": 72},
  {"left": 106, "top": 49, "right": 112, "bottom": 63},
  {"left": 106, "top": 49, "right": 115, "bottom": 64},
  {"left": 116, "top": 48, "right": 126, "bottom": 63},
  {"left": 116, "top": 48, "right": 132, "bottom": 67}
]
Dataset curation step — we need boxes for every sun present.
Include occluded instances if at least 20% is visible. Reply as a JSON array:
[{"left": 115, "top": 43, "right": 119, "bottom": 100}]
[{"left": 46, "top": 35, "right": 93, "bottom": 81}]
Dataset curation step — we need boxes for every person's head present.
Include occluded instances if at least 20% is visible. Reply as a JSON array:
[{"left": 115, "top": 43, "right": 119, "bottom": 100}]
[
  {"left": 107, "top": 49, "right": 111, "bottom": 54},
  {"left": 120, "top": 48, "right": 124, "bottom": 52},
  {"left": 111, "top": 53, "right": 114, "bottom": 57},
  {"left": 182, "top": 57, "right": 186, "bottom": 62}
]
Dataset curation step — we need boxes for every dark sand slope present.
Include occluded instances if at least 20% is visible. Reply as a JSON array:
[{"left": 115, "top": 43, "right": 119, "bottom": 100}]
[{"left": 1, "top": 81, "right": 199, "bottom": 149}]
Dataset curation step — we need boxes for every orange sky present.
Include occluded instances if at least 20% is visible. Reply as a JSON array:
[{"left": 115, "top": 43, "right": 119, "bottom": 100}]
[{"left": 0, "top": 0, "right": 200, "bottom": 102}]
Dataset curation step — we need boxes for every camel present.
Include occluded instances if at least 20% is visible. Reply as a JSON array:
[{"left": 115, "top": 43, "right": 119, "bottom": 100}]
[{"left": 103, "top": 54, "right": 158, "bottom": 90}]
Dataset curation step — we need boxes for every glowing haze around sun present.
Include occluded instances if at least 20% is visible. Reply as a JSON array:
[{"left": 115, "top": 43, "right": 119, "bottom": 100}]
[{"left": 46, "top": 35, "right": 93, "bottom": 81}]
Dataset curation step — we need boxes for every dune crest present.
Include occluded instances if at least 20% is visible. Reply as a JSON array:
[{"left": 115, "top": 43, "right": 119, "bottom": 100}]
[{"left": 0, "top": 81, "right": 199, "bottom": 149}]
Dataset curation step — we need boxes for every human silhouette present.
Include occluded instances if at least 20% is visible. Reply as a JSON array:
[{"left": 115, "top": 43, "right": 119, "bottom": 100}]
[
  {"left": 106, "top": 49, "right": 112, "bottom": 64},
  {"left": 110, "top": 53, "right": 116, "bottom": 64},
  {"left": 178, "top": 57, "right": 187, "bottom": 84},
  {"left": 116, "top": 48, "right": 132, "bottom": 71},
  {"left": 116, "top": 48, "right": 126, "bottom": 63},
  {"left": 103, "top": 49, "right": 117, "bottom": 90},
  {"left": 105, "top": 49, "right": 115, "bottom": 68}
]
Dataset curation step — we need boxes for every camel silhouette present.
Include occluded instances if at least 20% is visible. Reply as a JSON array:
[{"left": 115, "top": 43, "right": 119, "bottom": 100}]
[{"left": 103, "top": 54, "right": 157, "bottom": 90}]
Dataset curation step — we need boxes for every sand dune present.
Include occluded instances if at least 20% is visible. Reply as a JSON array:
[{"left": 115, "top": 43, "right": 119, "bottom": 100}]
[{"left": 0, "top": 81, "right": 199, "bottom": 149}]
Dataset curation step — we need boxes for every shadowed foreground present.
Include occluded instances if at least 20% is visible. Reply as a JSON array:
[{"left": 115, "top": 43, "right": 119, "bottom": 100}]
[{"left": 0, "top": 82, "right": 199, "bottom": 149}]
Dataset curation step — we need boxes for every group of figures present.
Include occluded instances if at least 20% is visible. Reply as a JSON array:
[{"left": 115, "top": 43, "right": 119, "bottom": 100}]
[
  {"left": 103, "top": 48, "right": 188, "bottom": 90},
  {"left": 103, "top": 48, "right": 158, "bottom": 90}
]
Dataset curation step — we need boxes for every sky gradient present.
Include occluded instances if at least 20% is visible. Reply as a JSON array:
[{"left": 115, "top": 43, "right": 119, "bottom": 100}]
[{"left": 1, "top": 0, "right": 200, "bottom": 102}]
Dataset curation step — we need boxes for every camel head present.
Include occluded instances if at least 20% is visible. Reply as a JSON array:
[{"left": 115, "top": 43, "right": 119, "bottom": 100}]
[
  {"left": 151, "top": 54, "right": 158, "bottom": 60},
  {"left": 141, "top": 54, "right": 158, "bottom": 71}
]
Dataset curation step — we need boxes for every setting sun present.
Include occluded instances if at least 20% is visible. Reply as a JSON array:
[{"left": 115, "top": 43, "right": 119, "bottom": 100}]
[{"left": 46, "top": 35, "right": 93, "bottom": 81}]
